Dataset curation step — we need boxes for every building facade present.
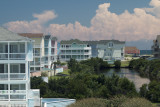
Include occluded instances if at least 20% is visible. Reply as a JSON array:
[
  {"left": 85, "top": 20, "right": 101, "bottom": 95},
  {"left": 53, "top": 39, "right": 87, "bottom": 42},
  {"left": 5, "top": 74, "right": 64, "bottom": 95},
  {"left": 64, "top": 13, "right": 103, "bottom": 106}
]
[
  {"left": 125, "top": 47, "right": 140, "bottom": 56},
  {"left": 19, "top": 33, "right": 57, "bottom": 72},
  {"left": 59, "top": 39, "right": 91, "bottom": 61},
  {"left": 0, "top": 27, "right": 36, "bottom": 106},
  {"left": 84, "top": 40, "right": 125, "bottom": 60},
  {"left": 152, "top": 35, "right": 160, "bottom": 58}
]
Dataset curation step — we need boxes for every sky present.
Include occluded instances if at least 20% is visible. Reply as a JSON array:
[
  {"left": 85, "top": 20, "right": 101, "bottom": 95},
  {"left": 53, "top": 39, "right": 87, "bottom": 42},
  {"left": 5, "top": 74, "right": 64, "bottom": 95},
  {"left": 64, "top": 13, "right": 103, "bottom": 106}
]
[{"left": 0, "top": 0, "right": 160, "bottom": 49}]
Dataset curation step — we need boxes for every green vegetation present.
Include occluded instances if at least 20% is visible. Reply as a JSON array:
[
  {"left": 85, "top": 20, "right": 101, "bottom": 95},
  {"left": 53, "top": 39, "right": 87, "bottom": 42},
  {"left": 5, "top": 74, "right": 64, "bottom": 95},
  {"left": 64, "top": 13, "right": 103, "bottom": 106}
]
[
  {"left": 121, "top": 61, "right": 129, "bottom": 67},
  {"left": 129, "top": 58, "right": 160, "bottom": 102},
  {"left": 31, "top": 58, "right": 137, "bottom": 99},
  {"left": 129, "top": 59, "right": 160, "bottom": 80},
  {"left": 41, "top": 72, "right": 48, "bottom": 77},
  {"left": 30, "top": 58, "right": 160, "bottom": 105},
  {"left": 68, "top": 96, "right": 154, "bottom": 107},
  {"left": 114, "top": 60, "right": 121, "bottom": 68}
]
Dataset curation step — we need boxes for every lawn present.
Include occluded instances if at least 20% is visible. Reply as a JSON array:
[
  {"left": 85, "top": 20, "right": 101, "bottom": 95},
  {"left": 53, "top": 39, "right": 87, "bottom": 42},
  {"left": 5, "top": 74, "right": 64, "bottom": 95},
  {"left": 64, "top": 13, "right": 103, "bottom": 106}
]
[
  {"left": 121, "top": 61, "right": 130, "bottom": 67},
  {"left": 49, "top": 69, "right": 70, "bottom": 80}
]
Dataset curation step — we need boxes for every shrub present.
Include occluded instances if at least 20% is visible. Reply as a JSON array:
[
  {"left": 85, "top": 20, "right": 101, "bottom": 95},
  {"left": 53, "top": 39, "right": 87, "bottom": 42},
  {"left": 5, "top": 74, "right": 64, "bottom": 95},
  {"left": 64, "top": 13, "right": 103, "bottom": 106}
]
[
  {"left": 68, "top": 98, "right": 107, "bottom": 107},
  {"left": 114, "top": 60, "right": 121, "bottom": 68},
  {"left": 120, "top": 97, "right": 154, "bottom": 107},
  {"left": 41, "top": 72, "right": 48, "bottom": 77}
]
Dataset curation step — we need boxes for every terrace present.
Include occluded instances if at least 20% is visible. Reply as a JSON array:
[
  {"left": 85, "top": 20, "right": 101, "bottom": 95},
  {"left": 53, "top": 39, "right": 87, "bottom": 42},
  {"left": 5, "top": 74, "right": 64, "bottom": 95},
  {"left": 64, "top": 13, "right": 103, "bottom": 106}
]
[{"left": 0, "top": 42, "right": 26, "bottom": 60}]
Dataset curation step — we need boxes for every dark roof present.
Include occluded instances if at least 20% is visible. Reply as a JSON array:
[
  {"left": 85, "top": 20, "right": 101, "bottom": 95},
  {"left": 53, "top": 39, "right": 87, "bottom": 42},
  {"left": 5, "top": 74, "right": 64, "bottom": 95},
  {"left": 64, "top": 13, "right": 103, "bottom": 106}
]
[
  {"left": 19, "top": 33, "right": 44, "bottom": 38},
  {"left": 60, "top": 39, "right": 85, "bottom": 44},
  {"left": 61, "top": 39, "right": 125, "bottom": 45},
  {"left": 84, "top": 40, "right": 125, "bottom": 45},
  {"left": 44, "top": 35, "right": 57, "bottom": 40},
  {"left": 0, "top": 27, "right": 33, "bottom": 41}
]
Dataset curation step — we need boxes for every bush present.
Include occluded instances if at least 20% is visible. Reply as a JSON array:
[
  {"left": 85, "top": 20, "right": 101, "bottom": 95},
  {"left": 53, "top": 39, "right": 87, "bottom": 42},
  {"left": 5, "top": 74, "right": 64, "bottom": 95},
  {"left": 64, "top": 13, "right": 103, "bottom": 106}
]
[
  {"left": 120, "top": 97, "right": 154, "bottom": 107},
  {"left": 41, "top": 72, "right": 48, "bottom": 77},
  {"left": 68, "top": 98, "right": 108, "bottom": 107},
  {"left": 114, "top": 60, "right": 121, "bottom": 68}
]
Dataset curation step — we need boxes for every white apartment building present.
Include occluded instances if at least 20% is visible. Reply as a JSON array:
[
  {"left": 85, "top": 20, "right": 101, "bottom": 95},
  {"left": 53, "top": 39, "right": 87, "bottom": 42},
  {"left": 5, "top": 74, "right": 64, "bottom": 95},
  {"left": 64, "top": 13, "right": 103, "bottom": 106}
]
[
  {"left": 19, "top": 33, "right": 57, "bottom": 72},
  {"left": 59, "top": 39, "right": 91, "bottom": 61},
  {"left": 0, "top": 27, "right": 38, "bottom": 106},
  {"left": 84, "top": 40, "right": 125, "bottom": 60}
]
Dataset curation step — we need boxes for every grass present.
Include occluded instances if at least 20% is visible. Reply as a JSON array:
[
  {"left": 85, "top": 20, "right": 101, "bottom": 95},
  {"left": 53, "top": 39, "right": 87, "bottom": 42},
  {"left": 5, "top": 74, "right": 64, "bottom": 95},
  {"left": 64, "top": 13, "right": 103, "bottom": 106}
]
[
  {"left": 49, "top": 69, "right": 70, "bottom": 80},
  {"left": 121, "top": 61, "right": 130, "bottom": 67},
  {"left": 61, "top": 69, "right": 70, "bottom": 75}
]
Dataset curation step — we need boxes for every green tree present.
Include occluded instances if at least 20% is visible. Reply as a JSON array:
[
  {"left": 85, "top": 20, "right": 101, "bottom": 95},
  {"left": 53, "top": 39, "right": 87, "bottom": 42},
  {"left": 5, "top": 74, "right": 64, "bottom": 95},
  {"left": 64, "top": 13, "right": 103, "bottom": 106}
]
[{"left": 114, "top": 60, "right": 121, "bottom": 68}]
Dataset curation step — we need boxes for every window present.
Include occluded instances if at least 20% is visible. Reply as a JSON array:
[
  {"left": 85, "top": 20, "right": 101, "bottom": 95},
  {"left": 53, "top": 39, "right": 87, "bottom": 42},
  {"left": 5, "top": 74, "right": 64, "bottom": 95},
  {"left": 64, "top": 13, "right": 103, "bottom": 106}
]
[
  {"left": 10, "top": 64, "right": 19, "bottom": 73},
  {"left": 20, "top": 44, "right": 25, "bottom": 53},
  {"left": 109, "top": 42, "right": 113, "bottom": 47},
  {"left": 0, "top": 64, "right": 4, "bottom": 73},
  {"left": 10, "top": 45, "right": 18, "bottom": 53},
  {"left": 20, "top": 64, "right": 25, "bottom": 73}
]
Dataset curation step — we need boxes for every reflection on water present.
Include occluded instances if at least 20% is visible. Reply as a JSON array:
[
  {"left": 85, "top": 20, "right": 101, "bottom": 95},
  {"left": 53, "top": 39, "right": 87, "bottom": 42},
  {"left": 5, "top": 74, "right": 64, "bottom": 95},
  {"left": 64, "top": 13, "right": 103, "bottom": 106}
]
[{"left": 103, "top": 68, "right": 150, "bottom": 91}]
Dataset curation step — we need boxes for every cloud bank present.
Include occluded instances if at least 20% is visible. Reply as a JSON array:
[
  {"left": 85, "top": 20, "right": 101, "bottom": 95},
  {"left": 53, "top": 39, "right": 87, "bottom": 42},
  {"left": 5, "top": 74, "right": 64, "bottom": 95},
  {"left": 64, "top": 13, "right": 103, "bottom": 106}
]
[{"left": 4, "top": 0, "right": 160, "bottom": 41}]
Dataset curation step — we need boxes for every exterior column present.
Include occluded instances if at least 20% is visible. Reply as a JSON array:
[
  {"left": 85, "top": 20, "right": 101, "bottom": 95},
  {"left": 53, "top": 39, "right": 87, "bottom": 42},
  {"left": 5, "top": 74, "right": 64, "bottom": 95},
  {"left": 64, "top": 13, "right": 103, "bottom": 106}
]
[{"left": 8, "top": 63, "right": 10, "bottom": 102}]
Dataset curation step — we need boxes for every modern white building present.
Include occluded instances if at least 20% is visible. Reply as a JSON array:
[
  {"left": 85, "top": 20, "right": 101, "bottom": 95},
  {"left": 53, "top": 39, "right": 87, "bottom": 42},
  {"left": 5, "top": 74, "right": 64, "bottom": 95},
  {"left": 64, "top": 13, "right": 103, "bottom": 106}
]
[
  {"left": 0, "top": 27, "right": 39, "bottom": 106},
  {"left": 59, "top": 39, "right": 91, "bottom": 61},
  {"left": 84, "top": 40, "right": 125, "bottom": 60},
  {"left": 19, "top": 33, "right": 57, "bottom": 72}
]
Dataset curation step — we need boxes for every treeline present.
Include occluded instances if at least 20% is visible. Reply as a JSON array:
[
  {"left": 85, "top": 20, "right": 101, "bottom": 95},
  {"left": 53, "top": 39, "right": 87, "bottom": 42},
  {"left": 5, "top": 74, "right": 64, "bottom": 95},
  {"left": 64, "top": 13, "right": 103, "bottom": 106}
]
[
  {"left": 129, "top": 58, "right": 160, "bottom": 102},
  {"left": 31, "top": 73, "right": 137, "bottom": 99},
  {"left": 129, "top": 59, "right": 160, "bottom": 80},
  {"left": 31, "top": 58, "right": 137, "bottom": 99}
]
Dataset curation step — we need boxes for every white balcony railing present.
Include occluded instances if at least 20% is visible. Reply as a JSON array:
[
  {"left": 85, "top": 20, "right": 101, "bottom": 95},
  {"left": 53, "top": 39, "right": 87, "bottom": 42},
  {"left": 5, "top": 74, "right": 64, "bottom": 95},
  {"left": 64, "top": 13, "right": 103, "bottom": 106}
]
[
  {"left": 0, "top": 53, "right": 26, "bottom": 60},
  {"left": 0, "top": 90, "right": 26, "bottom": 101},
  {"left": 0, "top": 73, "right": 26, "bottom": 80},
  {"left": 34, "top": 44, "right": 41, "bottom": 48},
  {"left": 0, "top": 90, "right": 26, "bottom": 94},
  {"left": 0, "top": 73, "right": 8, "bottom": 80},
  {"left": 10, "top": 73, "right": 26, "bottom": 80},
  {"left": 10, "top": 90, "right": 26, "bottom": 94}
]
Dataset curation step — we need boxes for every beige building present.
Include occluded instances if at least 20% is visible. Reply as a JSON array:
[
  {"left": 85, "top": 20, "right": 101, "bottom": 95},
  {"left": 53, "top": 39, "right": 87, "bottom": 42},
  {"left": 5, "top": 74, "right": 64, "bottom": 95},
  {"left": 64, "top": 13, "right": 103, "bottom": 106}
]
[{"left": 19, "top": 33, "right": 57, "bottom": 72}]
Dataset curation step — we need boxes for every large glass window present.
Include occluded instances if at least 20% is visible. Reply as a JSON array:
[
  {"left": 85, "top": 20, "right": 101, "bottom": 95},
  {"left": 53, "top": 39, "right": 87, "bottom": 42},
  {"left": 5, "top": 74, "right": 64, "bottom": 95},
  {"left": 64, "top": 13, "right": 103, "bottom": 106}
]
[
  {"left": 0, "top": 64, "right": 8, "bottom": 73},
  {"left": 10, "top": 64, "right": 25, "bottom": 73}
]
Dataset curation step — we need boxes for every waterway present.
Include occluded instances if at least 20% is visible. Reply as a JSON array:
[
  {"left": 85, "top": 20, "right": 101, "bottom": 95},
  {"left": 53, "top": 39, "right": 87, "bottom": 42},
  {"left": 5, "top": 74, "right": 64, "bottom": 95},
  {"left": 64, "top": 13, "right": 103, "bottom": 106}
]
[{"left": 102, "top": 68, "right": 150, "bottom": 91}]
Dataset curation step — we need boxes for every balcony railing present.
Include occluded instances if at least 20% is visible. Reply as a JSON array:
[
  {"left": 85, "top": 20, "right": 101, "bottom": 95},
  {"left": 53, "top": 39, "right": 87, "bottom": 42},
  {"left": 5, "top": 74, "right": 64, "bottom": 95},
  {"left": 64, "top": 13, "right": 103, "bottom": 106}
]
[
  {"left": 0, "top": 73, "right": 26, "bottom": 80},
  {"left": 34, "top": 44, "right": 41, "bottom": 48},
  {"left": 10, "top": 90, "right": 26, "bottom": 94},
  {"left": 0, "top": 90, "right": 27, "bottom": 101},
  {"left": 0, "top": 90, "right": 26, "bottom": 94},
  {"left": 10, "top": 73, "right": 26, "bottom": 80},
  {"left": 34, "top": 53, "right": 41, "bottom": 56},
  {"left": 0, "top": 53, "right": 26, "bottom": 60}
]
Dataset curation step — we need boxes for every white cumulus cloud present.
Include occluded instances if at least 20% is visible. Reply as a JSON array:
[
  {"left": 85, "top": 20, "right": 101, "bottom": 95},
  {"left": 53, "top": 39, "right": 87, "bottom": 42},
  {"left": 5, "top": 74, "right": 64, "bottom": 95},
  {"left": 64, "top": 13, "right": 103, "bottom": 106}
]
[{"left": 4, "top": 0, "right": 160, "bottom": 41}]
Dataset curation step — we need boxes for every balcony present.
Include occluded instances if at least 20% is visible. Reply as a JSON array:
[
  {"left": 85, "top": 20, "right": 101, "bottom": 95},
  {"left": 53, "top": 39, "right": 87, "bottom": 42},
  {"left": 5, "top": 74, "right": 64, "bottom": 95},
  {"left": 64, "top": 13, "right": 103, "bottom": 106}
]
[
  {"left": 33, "top": 53, "right": 41, "bottom": 57},
  {"left": 0, "top": 73, "right": 26, "bottom": 81},
  {"left": 0, "top": 53, "right": 25, "bottom": 60},
  {"left": 0, "top": 90, "right": 26, "bottom": 101},
  {"left": 33, "top": 44, "right": 41, "bottom": 48}
]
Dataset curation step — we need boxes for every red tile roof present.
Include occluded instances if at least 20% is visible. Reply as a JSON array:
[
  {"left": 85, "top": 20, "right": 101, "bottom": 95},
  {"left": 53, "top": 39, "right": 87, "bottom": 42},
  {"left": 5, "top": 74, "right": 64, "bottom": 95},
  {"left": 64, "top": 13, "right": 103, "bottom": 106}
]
[{"left": 125, "top": 47, "right": 140, "bottom": 54}]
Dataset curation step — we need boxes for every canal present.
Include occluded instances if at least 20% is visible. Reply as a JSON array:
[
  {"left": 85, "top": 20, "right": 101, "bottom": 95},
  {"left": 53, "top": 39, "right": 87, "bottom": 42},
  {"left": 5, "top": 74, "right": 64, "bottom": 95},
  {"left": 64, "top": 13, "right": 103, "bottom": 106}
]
[{"left": 102, "top": 68, "right": 150, "bottom": 91}]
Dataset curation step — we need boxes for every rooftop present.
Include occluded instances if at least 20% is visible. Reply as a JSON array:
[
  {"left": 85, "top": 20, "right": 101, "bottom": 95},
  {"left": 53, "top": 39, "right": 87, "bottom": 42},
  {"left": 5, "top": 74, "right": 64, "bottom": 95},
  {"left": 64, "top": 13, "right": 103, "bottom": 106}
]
[
  {"left": 19, "top": 33, "right": 44, "bottom": 38},
  {"left": 84, "top": 40, "right": 125, "bottom": 45},
  {"left": 60, "top": 39, "right": 85, "bottom": 44},
  {"left": 0, "top": 27, "right": 32, "bottom": 42}
]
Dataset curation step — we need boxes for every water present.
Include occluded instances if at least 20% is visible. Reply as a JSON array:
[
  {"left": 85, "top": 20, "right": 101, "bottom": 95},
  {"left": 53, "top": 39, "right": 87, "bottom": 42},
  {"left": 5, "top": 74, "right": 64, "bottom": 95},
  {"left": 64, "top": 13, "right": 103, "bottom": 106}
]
[{"left": 103, "top": 68, "right": 150, "bottom": 91}]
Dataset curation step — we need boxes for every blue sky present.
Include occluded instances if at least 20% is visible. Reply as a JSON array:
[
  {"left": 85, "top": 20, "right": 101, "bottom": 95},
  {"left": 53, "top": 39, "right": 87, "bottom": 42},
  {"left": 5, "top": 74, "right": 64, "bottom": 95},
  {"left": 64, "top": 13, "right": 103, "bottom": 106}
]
[
  {"left": 0, "top": 0, "right": 151, "bottom": 26},
  {"left": 0, "top": 0, "right": 160, "bottom": 49}
]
